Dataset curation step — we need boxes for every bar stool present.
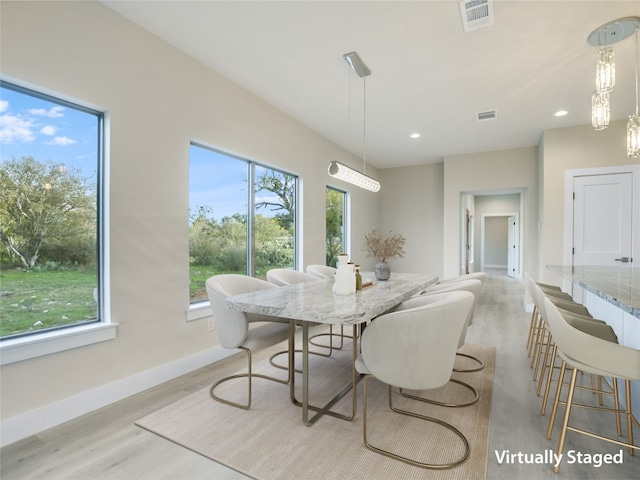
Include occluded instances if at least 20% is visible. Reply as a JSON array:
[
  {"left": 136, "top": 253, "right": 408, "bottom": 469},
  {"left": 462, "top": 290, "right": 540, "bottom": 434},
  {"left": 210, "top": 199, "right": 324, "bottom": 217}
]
[{"left": 542, "top": 296, "right": 639, "bottom": 474}]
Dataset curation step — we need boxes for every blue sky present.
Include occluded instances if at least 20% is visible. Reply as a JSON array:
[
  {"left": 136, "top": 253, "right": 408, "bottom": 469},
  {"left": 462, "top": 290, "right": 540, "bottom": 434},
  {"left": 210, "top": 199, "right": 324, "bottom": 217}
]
[
  {"left": 189, "top": 145, "right": 288, "bottom": 222},
  {"left": 1, "top": 84, "right": 283, "bottom": 222},
  {"left": 0, "top": 85, "right": 99, "bottom": 183}
]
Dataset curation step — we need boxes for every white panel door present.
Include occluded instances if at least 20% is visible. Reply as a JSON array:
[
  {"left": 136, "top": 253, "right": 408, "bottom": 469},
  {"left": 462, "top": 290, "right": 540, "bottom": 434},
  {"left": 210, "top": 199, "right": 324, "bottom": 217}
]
[{"left": 573, "top": 173, "right": 633, "bottom": 266}]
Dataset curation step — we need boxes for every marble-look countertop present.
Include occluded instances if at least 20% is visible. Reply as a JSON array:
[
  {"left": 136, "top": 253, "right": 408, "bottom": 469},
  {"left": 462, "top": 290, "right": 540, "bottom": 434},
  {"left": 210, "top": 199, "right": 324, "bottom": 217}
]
[
  {"left": 226, "top": 272, "right": 438, "bottom": 325},
  {"left": 546, "top": 265, "right": 640, "bottom": 319}
]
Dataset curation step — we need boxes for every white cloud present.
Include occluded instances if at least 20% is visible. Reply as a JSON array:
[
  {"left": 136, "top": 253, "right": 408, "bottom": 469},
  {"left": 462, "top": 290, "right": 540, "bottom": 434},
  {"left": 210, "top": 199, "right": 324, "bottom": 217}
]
[
  {"left": 28, "top": 106, "right": 64, "bottom": 118},
  {"left": 48, "top": 136, "right": 77, "bottom": 146},
  {"left": 0, "top": 114, "right": 35, "bottom": 143},
  {"left": 41, "top": 125, "right": 57, "bottom": 136},
  {"left": 0, "top": 100, "right": 8, "bottom": 113}
]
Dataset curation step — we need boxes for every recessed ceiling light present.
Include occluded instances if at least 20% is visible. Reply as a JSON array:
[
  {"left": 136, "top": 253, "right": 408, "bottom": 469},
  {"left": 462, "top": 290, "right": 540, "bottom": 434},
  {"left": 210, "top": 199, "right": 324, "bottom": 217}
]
[
  {"left": 410, "top": 133, "right": 421, "bottom": 139},
  {"left": 554, "top": 110, "right": 569, "bottom": 117}
]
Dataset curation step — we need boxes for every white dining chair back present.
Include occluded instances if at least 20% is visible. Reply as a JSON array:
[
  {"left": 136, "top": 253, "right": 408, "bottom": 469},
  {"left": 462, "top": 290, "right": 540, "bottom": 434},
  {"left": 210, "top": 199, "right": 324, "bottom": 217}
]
[
  {"left": 305, "top": 264, "right": 337, "bottom": 279},
  {"left": 354, "top": 290, "right": 474, "bottom": 468},
  {"left": 266, "top": 268, "right": 320, "bottom": 286},
  {"left": 205, "top": 274, "right": 292, "bottom": 409}
]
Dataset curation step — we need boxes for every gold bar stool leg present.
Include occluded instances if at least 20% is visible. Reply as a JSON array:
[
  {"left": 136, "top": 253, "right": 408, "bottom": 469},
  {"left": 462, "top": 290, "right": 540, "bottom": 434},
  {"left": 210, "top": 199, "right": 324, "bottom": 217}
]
[
  {"left": 526, "top": 305, "right": 538, "bottom": 352},
  {"left": 554, "top": 367, "right": 579, "bottom": 474},
  {"left": 537, "top": 332, "right": 553, "bottom": 396},
  {"left": 625, "top": 379, "right": 635, "bottom": 456},
  {"left": 541, "top": 343, "right": 557, "bottom": 416},
  {"left": 547, "top": 360, "right": 567, "bottom": 440}
]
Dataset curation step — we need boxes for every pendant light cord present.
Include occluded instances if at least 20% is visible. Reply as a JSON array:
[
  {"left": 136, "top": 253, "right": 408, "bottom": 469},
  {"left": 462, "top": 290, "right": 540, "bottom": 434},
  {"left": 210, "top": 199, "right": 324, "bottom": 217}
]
[
  {"left": 362, "top": 76, "right": 367, "bottom": 174},
  {"left": 635, "top": 31, "right": 639, "bottom": 115}
]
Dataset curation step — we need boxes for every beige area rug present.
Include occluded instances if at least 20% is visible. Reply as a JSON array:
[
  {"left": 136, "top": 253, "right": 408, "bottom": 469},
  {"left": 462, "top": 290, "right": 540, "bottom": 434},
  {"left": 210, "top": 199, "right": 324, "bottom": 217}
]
[{"left": 136, "top": 339, "right": 496, "bottom": 480}]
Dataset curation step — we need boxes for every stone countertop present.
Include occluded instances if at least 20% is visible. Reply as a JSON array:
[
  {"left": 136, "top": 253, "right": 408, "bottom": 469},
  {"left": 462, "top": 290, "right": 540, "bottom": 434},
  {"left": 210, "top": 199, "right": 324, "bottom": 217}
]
[
  {"left": 225, "top": 272, "right": 438, "bottom": 325},
  {"left": 546, "top": 265, "right": 640, "bottom": 319}
]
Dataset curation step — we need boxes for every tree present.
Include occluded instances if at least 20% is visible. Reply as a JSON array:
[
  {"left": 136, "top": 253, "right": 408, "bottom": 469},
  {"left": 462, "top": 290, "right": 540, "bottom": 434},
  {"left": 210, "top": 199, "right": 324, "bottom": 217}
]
[
  {"left": 325, "top": 189, "right": 344, "bottom": 267},
  {"left": 255, "top": 170, "right": 295, "bottom": 232},
  {"left": 0, "top": 156, "right": 95, "bottom": 269}
]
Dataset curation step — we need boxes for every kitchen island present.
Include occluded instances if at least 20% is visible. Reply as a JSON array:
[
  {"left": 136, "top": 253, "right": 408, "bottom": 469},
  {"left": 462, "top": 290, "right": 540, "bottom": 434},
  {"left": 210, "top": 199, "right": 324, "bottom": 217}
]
[{"left": 546, "top": 265, "right": 639, "bottom": 413}]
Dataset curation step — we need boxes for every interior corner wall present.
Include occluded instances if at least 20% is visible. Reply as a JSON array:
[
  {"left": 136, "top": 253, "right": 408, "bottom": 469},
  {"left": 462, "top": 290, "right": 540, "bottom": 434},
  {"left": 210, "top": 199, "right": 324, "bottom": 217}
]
[
  {"left": 540, "top": 120, "right": 634, "bottom": 284},
  {"left": 378, "top": 163, "right": 444, "bottom": 277},
  {"left": 0, "top": 1, "right": 379, "bottom": 431},
  {"left": 442, "top": 147, "right": 539, "bottom": 279}
]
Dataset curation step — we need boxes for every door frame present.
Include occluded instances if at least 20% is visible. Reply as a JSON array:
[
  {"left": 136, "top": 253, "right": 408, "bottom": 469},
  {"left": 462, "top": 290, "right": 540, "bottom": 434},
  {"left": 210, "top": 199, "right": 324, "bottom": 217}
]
[
  {"left": 563, "top": 164, "right": 640, "bottom": 268},
  {"left": 480, "top": 212, "right": 520, "bottom": 277}
]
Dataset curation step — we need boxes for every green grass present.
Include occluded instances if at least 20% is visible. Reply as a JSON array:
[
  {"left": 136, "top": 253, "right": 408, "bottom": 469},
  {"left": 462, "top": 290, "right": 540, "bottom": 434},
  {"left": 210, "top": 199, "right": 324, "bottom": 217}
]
[
  {"left": 0, "top": 266, "right": 98, "bottom": 337},
  {"left": 1, "top": 263, "right": 294, "bottom": 336}
]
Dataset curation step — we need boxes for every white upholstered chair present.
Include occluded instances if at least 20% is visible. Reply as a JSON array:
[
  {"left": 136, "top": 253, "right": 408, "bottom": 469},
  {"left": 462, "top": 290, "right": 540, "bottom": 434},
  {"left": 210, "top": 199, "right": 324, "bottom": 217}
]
[
  {"left": 266, "top": 268, "right": 320, "bottom": 286},
  {"left": 542, "top": 296, "right": 639, "bottom": 473},
  {"left": 206, "top": 274, "right": 293, "bottom": 409},
  {"left": 305, "top": 264, "right": 337, "bottom": 279},
  {"left": 422, "top": 278, "right": 484, "bottom": 371},
  {"left": 355, "top": 290, "right": 474, "bottom": 468},
  {"left": 265, "top": 268, "right": 344, "bottom": 369},
  {"left": 396, "top": 278, "right": 483, "bottom": 407},
  {"left": 436, "top": 272, "right": 486, "bottom": 285}
]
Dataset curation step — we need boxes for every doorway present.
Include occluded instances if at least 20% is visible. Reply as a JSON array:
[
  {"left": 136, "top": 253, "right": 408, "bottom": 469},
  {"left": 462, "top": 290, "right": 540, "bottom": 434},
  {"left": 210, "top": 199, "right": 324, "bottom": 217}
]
[{"left": 481, "top": 212, "right": 520, "bottom": 277}]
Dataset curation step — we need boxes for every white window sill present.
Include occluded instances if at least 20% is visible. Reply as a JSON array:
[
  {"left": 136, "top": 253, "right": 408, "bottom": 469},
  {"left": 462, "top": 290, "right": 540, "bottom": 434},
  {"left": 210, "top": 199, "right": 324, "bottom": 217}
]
[
  {"left": 0, "top": 322, "right": 118, "bottom": 366},
  {"left": 187, "top": 302, "right": 212, "bottom": 322}
]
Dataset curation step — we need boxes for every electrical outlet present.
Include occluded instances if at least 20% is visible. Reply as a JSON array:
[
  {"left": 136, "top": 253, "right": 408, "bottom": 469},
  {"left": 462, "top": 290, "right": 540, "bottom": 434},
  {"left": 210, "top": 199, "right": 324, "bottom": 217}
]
[{"left": 207, "top": 318, "right": 215, "bottom": 332}]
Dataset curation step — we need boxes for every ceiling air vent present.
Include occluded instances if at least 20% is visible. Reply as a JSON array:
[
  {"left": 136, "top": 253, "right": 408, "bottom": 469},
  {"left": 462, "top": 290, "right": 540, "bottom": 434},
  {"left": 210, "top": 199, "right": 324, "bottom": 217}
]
[
  {"left": 477, "top": 110, "right": 497, "bottom": 122},
  {"left": 459, "top": 0, "right": 494, "bottom": 32}
]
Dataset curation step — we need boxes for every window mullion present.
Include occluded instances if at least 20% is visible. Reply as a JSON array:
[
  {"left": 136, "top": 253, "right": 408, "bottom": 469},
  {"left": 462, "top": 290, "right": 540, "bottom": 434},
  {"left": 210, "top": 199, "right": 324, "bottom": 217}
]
[{"left": 247, "top": 162, "right": 256, "bottom": 277}]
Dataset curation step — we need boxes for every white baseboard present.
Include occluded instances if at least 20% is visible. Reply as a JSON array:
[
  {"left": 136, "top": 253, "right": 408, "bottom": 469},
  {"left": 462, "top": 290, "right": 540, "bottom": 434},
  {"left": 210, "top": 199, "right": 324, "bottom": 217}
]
[{"left": 0, "top": 345, "right": 234, "bottom": 447}]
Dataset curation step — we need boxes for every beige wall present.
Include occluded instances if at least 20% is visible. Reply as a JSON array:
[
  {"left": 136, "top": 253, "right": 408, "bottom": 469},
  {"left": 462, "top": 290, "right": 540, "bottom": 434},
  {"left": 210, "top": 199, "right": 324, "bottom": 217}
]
[
  {"left": 540, "top": 120, "right": 637, "bottom": 284},
  {"left": 378, "top": 163, "right": 444, "bottom": 276},
  {"left": 442, "top": 147, "right": 539, "bottom": 279},
  {"left": 0, "top": 1, "right": 379, "bottom": 423}
]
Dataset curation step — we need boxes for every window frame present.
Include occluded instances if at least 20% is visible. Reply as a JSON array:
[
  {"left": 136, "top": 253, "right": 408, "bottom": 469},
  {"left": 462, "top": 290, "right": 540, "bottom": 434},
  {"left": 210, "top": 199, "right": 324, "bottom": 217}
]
[
  {"left": 325, "top": 185, "right": 349, "bottom": 267},
  {"left": 187, "top": 142, "right": 299, "bottom": 318},
  {"left": 0, "top": 80, "right": 113, "bottom": 365}
]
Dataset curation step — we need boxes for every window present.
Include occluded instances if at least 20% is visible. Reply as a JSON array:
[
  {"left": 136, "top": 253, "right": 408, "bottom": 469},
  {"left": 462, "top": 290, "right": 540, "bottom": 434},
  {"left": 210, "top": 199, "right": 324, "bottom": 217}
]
[
  {"left": 189, "top": 143, "right": 297, "bottom": 304},
  {"left": 0, "top": 81, "right": 104, "bottom": 344},
  {"left": 326, "top": 186, "right": 347, "bottom": 267}
]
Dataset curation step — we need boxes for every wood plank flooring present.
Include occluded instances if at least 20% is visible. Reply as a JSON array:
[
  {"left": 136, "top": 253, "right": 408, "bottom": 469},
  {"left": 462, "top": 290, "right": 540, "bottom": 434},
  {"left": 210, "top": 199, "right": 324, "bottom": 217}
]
[{"left": 1, "top": 269, "right": 638, "bottom": 479}]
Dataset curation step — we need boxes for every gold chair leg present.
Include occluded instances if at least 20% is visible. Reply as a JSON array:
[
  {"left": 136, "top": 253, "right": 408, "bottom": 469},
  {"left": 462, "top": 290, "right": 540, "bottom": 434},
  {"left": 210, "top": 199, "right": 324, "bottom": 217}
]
[
  {"left": 210, "top": 346, "right": 290, "bottom": 410},
  {"left": 400, "top": 378, "right": 479, "bottom": 407},
  {"left": 309, "top": 325, "right": 353, "bottom": 350},
  {"left": 453, "top": 352, "right": 484, "bottom": 372},
  {"left": 362, "top": 377, "right": 470, "bottom": 469}
]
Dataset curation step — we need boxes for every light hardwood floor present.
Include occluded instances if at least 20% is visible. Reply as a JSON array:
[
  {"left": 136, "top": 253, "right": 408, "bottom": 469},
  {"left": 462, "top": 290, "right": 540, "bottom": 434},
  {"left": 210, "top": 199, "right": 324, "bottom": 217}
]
[{"left": 1, "top": 269, "right": 638, "bottom": 479}]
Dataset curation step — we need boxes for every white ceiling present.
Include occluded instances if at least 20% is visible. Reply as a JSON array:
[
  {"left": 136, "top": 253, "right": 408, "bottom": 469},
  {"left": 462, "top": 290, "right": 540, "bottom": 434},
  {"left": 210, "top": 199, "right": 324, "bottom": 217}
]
[{"left": 100, "top": 1, "right": 640, "bottom": 169}]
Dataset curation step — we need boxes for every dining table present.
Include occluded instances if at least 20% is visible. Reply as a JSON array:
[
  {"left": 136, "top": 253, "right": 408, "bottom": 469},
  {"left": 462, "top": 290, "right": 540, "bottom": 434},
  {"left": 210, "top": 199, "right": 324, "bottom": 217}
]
[{"left": 225, "top": 271, "right": 439, "bottom": 426}]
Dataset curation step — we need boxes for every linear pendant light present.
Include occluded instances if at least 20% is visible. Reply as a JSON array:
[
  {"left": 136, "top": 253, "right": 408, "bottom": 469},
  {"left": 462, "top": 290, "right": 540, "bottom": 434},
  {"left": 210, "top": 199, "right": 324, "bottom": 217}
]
[
  {"left": 328, "top": 52, "right": 380, "bottom": 193},
  {"left": 328, "top": 161, "right": 380, "bottom": 192}
]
